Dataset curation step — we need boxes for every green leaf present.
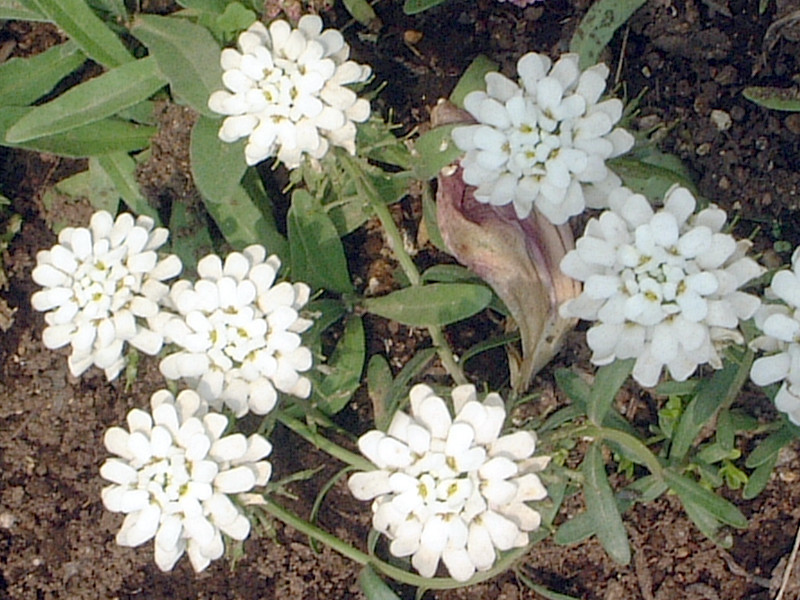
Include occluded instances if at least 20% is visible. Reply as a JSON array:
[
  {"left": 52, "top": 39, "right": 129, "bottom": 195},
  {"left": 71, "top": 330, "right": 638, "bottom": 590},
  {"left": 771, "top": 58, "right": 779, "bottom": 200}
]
[
  {"left": 402, "top": 0, "right": 447, "bottom": 14},
  {"left": 288, "top": 189, "right": 352, "bottom": 295},
  {"left": 554, "top": 510, "right": 595, "bottom": 546},
  {"left": 663, "top": 469, "right": 747, "bottom": 529},
  {"left": 516, "top": 570, "right": 583, "bottom": 600},
  {"left": 177, "top": 0, "right": 225, "bottom": 12},
  {"left": 167, "top": 199, "right": 214, "bottom": 276},
  {"left": 210, "top": 2, "right": 257, "bottom": 41},
  {"left": 132, "top": 14, "right": 223, "bottom": 118},
  {"left": 0, "top": 107, "right": 154, "bottom": 156},
  {"left": 587, "top": 359, "right": 633, "bottom": 426},
  {"left": 555, "top": 368, "right": 591, "bottom": 409},
  {"left": 6, "top": 56, "right": 166, "bottom": 143},
  {"left": 382, "top": 347, "right": 436, "bottom": 421},
  {"left": 362, "top": 283, "right": 491, "bottom": 327},
  {"left": 42, "top": 161, "right": 118, "bottom": 220},
  {"left": 31, "top": 0, "right": 133, "bottom": 68},
  {"left": 743, "top": 454, "right": 777, "bottom": 500},
  {"left": 449, "top": 55, "right": 497, "bottom": 108},
  {"left": 610, "top": 153, "right": 697, "bottom": 200},
  {"left": 460, "top": 331, "right": 520, "bottom": 366},
  {"left": 583, "top": 444, "right": 631, "bottom": 565},
  {"left": 743, "top": 86, "right": 800, "bottom": 112},
  {"left": 303, "top": 299, "right": 347, "bottom": 356},
  {"left": 412, "top": 125, "right": 462, "bottom": 180},
  {"left": 315, "top": 315, "right": 365, "bottom": 416},
  {"left": 88, "top": 0, "right": 126, "bottom": 20},
  {"left": 0, "top": 41, "right": 85, "bottom": 106},
  {"left": 95, "top": 151, "right": 159, "bottom": 223},
  {"left": 358, "top": 565, "right": 401, "bottom": 600},
  {"left": 368, "top": 354, "right": 394, "bottom": 430},
  {"left": 746, "top": 426, "right": 798, "bottom": 468},
  {"left": 421, "top": 264, "right": 477, "bottom": 283},
  {"left": 569, "top": 0, "right": 647, "bottom": 69},
  {"left": 0, "top": 0, "right": 47, "bottom": 20},
  {"left": 342, "top": 0, "right": 376, "bottom": 25},
  {"left": 421, "top": 181, "right": 447, "bottom": 252},
  {"left": 669, "top": 360, "right": 739, "bottom": 461},
  {"left": 190, "top": 115, "right": 280, "bottom": 251}
]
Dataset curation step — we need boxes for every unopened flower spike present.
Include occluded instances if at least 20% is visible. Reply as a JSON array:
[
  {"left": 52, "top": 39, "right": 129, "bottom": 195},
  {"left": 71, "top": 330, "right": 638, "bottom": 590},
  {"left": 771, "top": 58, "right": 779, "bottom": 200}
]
[
  {"left": 30, "top": 210, "right": 182, "bottom": 381},
  {"left": 749, "top": 246, "right": 800, "bottom": 424},
  {"left": 208, "top": 15, "right": 372, "bottom": 168},
  {"left": 452, "top": 52, "right": 634, "bottom": 225},
  {"left": 100, "top": 389, "right": 272, "bottom": 572},
  {"left": 559, "top": 185, "right": 764, "bottom": 387},
  {"left": 348, "top": 384, "right": 549, "bottom": 582},
  {"left": 159, "top": 245, "right": 314, "bottom": 417}
]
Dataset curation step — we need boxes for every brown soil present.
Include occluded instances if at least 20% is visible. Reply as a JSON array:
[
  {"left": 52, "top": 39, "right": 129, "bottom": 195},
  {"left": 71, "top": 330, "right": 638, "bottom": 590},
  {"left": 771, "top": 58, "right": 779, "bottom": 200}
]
[{"left": 2, "top": 0, "right": 800, "bottom": 599}]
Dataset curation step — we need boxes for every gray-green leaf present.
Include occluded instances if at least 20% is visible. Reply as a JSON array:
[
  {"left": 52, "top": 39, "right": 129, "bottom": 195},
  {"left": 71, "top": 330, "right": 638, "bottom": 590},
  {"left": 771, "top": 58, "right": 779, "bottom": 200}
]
[{"left": 362, "top": 283, "right": 491, "bottom": 327}]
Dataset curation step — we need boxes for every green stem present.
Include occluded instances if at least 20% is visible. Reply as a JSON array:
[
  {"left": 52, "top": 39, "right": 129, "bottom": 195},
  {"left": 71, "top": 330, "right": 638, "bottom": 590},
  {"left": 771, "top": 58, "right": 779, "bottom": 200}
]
[
  {"left": 278, "top": 412, "right": 374, "bottom": 472},
  {"left": 338, "top": 151, "right": 466, "bottom": 383},
  {"left": 259, "top": 496, "right": 531, "bottom": 590}
]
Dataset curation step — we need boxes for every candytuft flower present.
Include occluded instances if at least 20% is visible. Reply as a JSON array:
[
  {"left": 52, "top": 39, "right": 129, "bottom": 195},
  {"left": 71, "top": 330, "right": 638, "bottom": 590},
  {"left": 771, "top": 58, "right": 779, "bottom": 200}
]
[
  {"left": 208, "top": 16, "right": 372, "bottom": 168},
  {"left": 348, "top": 384, "right": 549, "bottom": 582},
  {"left": 100, "top": 389, "right": 272, "bottom": 572},
  {"left": 452, "top": 52, "right": 634, "bottom": 225},
  {"left": 30, "top": 210, "right": 181, "bottom": 380},
  {"left": 750, "top": 247, "right": 800, "bottom": 424},
  {"left": 159, "top": 245, "right": 313, "bottom": 417},
  {"left": 559, "top": 186, "right": 764, "bottom": 387}
]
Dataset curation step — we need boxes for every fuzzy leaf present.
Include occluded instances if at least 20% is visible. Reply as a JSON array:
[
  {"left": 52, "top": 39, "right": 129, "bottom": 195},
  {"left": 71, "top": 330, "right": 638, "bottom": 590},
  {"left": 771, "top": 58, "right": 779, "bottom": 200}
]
[
  {"left": 569, "top": 0, "right": 647, "bottom": 69},
  {"left": 588, "top": 359, "right": 633, "bottom": 426},
  {"left": 367, "top": 354, "right": 393, "bottom": 429},
  {"left": 315, "top": 316, "right": 365, "bottom": 416},
  {"left": 95, "top": 151, "right": 159, "bottom": 223},
  {"left": 358, "top": 565, "right": 401, "bottom": 600},
  {"left": 6, "top": 56, "right": 166, "bottom": 143},
  {"left": 131, "top": 14, "right": 223, "bottom": 118},
  {"left": 288, "top": 189, "right": 352, "bottom": 295},
  {"left": 30, "top": 0, "right": 132, "bottom": 68},
  {"left": 362, "top": 283, "right": 491, "bottom": 327},
  {"left": 583, "top": 444, "right": 631, "bottom": 565},
  {"left": 664, "top": 469, "right": 747, "bottom": 529},
  {"left": 0, "top": 0, "right": 46, "bottom": 20},
  {"left": 743, "top": 86, "right": 800, "bottom": 112},
  {"left": 0, "top": 41, "right": 85, "bottom": 106}
]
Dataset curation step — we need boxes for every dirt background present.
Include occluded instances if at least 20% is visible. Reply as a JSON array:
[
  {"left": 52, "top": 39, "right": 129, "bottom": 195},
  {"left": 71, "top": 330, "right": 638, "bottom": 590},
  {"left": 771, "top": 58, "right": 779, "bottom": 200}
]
[{"left": 2, "top": 0, "right": 800, "bottom": 598}]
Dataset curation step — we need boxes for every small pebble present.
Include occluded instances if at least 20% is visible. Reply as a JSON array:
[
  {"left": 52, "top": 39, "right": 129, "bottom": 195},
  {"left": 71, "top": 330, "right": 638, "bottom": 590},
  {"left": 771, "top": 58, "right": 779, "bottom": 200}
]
[{"left": 710, "top": 109, "right": 732, "bottom": 131}]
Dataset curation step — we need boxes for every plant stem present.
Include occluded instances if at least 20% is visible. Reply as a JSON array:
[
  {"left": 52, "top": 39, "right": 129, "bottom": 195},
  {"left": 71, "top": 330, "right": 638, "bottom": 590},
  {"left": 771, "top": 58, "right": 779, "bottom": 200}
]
[
  {"left": 338, "top": 151, "right": 466, "bottom": 383},
  {"left": 259, "top": 496, "right": 531, "bottom": 590},
  {"left": 278, "top": 412, "right": 374, "bottom": 472}
]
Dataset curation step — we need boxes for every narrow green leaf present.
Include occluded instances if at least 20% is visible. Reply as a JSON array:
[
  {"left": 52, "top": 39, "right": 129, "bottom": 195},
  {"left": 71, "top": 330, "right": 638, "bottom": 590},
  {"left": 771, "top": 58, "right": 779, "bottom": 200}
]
[
  {"left": 421, "top": 264, "right": 477, "bottom": 283},
  {"left": 368, "top": 354, "right": 393, "bottom": 430},
  {"left": 190, "top": 115, "right": 281, "bottom": 251},
  {"left": 583, "top": 444, "right": 631, "bottom": 565},
  {"left": 421, "top": 181, "right": 447, "bottom": 252},
  {"left": 663, "top": 469, "right": 747, "bottom": 528},
  {"left": 743, "top": 454, "right": 777, "bottom": 500},
  {"left": 315, "top": 316, "right": 365, "bottom": 416},
  {"left": 746, "top": 426, "right": 798, "bottom": 468},
  {"left": 88, "top": 0, "right": 126, "bottom": 20},
  {"left": 587, "top": 359, "right": 633, "bottom": 426},
  {"left": 610, "top": 148, "right": 698, "bottom": 199},
  {"left": 288, "top": 189, "right": 352, "bottom": 295},
  {"left": 569, "top": 0, "right": 647, "bottom": 69},
  {"left": 555, "top": 368, "right": 591, "bottom": 409},
  {"left": 0, "top": 41, "right": 85, "bottom": 106},
  {"left": 240, "top": 168, "right": 287, "bottom": 258},
  {"left": 43, "top": 162, "right": 118, "bottom": 216},
  {"left": 517, "top": 570, "right": 583, "bottom": 600},
  {"left": 31, "top": 0, "right": 133, "bottom": 68},
  {"left": 681, "top": 495, "right": 731, "bottom": 547},
  {"left": 0, "top": 107, "right": 154, "bottom": 156},
  {"left": 460, "top": 331, "right": 520, "bottom": 366},
  {"left": 6, "top": 57, "right": 166, "bottom": 143},
  {"left": 95, "top": 151, "right": 159, "bottom": 223},
  {"left": 303, "top": 299, "right": 347, "bottom": 356},
  {"left": 0, "top": 0, "right": 47, "bottom": 20},
  {"left": 362, "top": 283, "right": 491, "bottom": 327},
  {"left": 358, "top": 565, "right": 401, "bottom": 600},
  {"left": 132, "top": 14, "right": 223, "bottom": 118},
  {"left": 413, "top": 125, "right": 462, "bottom": 180},
  {"left": 669, "top": 360, "right": 739, "bottom": 461},
  {"left": 449, "top": 55, "right": 497, "bottom": 108},
  {"left": 403, "top": 0, "right": 447, "bottom": 14},
  {"left": 167, "top": 199, "right": 214, "bottom": 276},
  {"left": 540, "top": 404, "right": 585, "bottom": 432},
  {"left": 176, "top": 0, "right": 225, "bottom": 12},
  {"left": 342, "top": 0, "right": 376, "bottom": 25},
  {"left": 384, "top": 347, "right": 436, "bottom": 418},
  {"left": 554, "top": 510, "right": 595, "bottom": 546},
  {"left": 743, "top": 86, "right": 800, "bottom": 112}
]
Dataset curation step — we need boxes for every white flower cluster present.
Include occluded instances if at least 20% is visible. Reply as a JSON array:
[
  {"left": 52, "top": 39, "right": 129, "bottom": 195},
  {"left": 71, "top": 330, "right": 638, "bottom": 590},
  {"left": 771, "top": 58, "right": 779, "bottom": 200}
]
[
  {"left": 451, "top": 52, "right": 634, "bottom": 225},
  {"left": 100, "top": 389, "right": 272, "bottom": 572},
  {"left": 348, "top": 384, "right": 549, "bottom": 582},
  {"left": 31, "top": 211, "right": 181, "bottom": 380},
  {"left": 208, "top": 16, "right": 372, "bottom": 168},
  {"left": 559, "top": 186, "right": 764, "bottom": 387},
  {"left": 160, "top": 245, "right": 313, "bottom": 417},
  {"left": 750, "top": 247, "right": 800, "bottom": 424}
]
